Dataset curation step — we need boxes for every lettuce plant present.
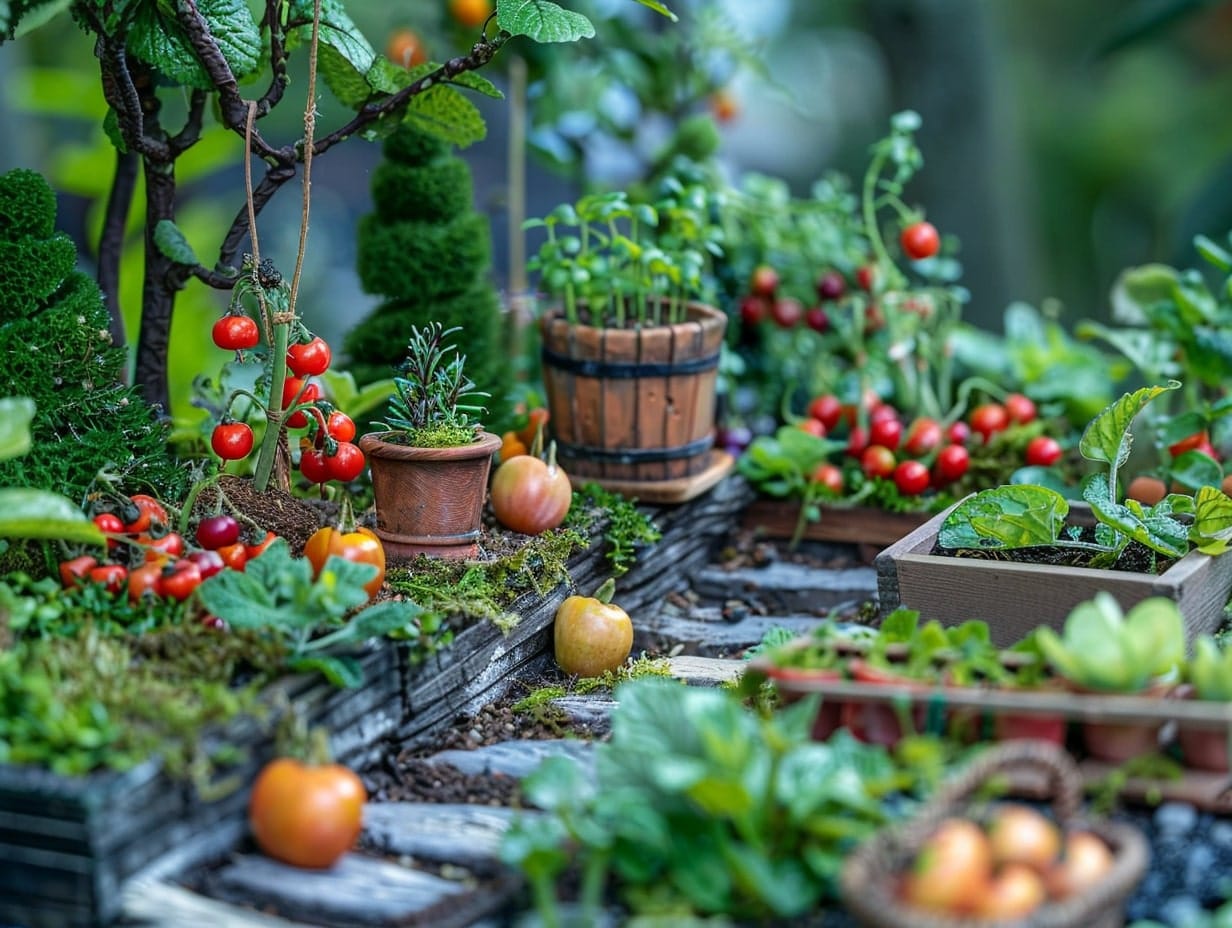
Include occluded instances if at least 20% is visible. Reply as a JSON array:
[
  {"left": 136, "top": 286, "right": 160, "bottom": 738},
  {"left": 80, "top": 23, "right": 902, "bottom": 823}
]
[
  {"left": 938, "top": 382, "right": 1232, "bottom": 566},
  {"left": 1186, "top": 636, "right": 1232, "bottom": 702}
]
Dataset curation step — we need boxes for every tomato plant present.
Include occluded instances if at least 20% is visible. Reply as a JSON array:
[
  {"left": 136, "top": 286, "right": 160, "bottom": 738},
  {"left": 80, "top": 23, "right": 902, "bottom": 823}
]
[
  {"left": 160, "top": 560, "right": 203, "bottom": 601},
  {"left": 749, "top": 264, "right": 779, "bottom": 298},
  {"left": 216, "top": 542, "right": 249, "bottom": 571},
  {"left": 142, "top": 531, "right": 185, "bottom": 561},
  {"left": 286, "top": 336, "right": 332, "bottom": 377},
  {"left": 554, "top": 579, "right": 633, "bottom": 678},
  {"left": 212, "top": 313, "right": 260, "bottom": 351},
  {"left": 212, "top": 421, "right": 254, "bottom": 460},
  {"left": 248, "top": 757, "right": 366, "bottom": 869},
  {"left": 797, "top": 418, "right": 827, "bottom": 438},
  {"left": 899, "top": 220, "right": 940, "bottom": 260},
  {"left": 904, "top": 418, "right": 943, "bottom": 456},
  {"left": 126, "top": 494, "right": 169, "bottom": 533},
  {"left": 860, "top": 445, "right": 896, "bottom": 479},
  {"left": 969, "top": 403, "right": 1009, "bottom": 442},
  {"left": 187, "top": 549, "right": 226, "bottom": 580},
  {"left": 304, "top": 525, "right": 386, "bottom": 600},
  {"left": 810, "top": 463, "right": 844, "bottom": 495},
  {"left": 815, "top": 270, "right": 845, "bottom": 301},
  {"left": 934, "top": 444, "right": 970, "bottom": 484},
  {"left": 868, "top": 416, "right": 902, "bottom": 451},
  {"left": 299, "top": 448, "right": 332, "bottom": 484},
  {"left": 893, "top": 460, "right": 930, "bottom": 495},
  {"left": 855, "top": 264, "right": 876, "bottom": 291},
  {"left": 947, "top": 421, "right": 971, "bottom": 446},
  {"left": 804, "top": 304, "right": 830, "bottom": 332},
  {"left": 846, "top": 425, "right": 869, "bottom": 457},
  {"left": 59, "top": 555, "right": 98, "bottom": 589},
  {"left": 1169, "top": 429, "right": 1209, "bottom": 458},
  {"left": 739, "top": 295, "right": 766, "bottom": 326},
  {"left": 808, "top": 395, "right": 843, "bottom": 431},
  {"left": 1025, "top": 435, "right": 1062, "bottom": 467},
  {"left": 1004, "top": 393, "right": 1037, "bottom": 425},
  {"left": 88, "top": 563, "right": 128, "bottom": 594},
  {"left": 489, "top": 442, "right": 572, "bottom": 535},
  {"left": 126, "top": 561, "right": 164, "bottom": 601}
]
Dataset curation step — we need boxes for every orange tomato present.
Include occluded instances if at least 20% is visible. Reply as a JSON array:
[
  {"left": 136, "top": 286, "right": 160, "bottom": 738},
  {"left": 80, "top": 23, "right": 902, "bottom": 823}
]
[
  {"left": 248, "top": 758, "right": 366, "bottom": 869},
  {"left": 386, "top": 27, "right": 427, "bottom": 68},
  {"left": 303, "top": 526, "right": 386, "bottom": 600},
  {"left": 449, "top": 0, "right": 493, "bottom": 29},
  {"left": 709, "top": 89, "right": 739, "bottom": 123},
  {"left": 499, "top": 430, "right": 529, "bottom": 462}
]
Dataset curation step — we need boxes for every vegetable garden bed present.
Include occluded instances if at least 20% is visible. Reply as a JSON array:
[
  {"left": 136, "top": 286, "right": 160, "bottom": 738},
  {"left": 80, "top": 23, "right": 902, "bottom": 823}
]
[{"left": 0, "top": 477, "right": 752, "bottom": 928}]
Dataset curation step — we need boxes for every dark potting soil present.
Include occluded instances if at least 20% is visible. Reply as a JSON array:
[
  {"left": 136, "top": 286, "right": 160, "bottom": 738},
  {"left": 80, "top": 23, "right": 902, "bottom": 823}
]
[{"left": 931, "top": 534, "right": 1177, "bottom": 575}]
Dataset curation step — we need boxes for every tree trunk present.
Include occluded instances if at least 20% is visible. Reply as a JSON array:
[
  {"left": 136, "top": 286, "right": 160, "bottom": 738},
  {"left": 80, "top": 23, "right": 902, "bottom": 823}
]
[
  {"left": 99, "top": 149, "right": 138, "bottom": 351},
  {"left": 135, "top": 157, "right": 177, "bottom": 415}
]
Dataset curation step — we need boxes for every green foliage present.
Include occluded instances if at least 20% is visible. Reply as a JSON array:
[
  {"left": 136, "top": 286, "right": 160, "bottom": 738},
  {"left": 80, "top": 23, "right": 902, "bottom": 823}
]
[
  {"left": 197, "top": 539, "right": 433, "bottom": 687},
  {"left": 563, "top": 482, "right": 661, "bottom": 575},
  {"left": 346, "top": 126, "right": 511, "bottom": 430},
  {"left": 1035, "top": 593, "right": 1185, "bottom": 693},
  {"left": 501, "top": 677, "right": 897, "bottom": 921},
  {"left": 0, "top": 169, "right": 184, "bottom": 506},
  {"left": 127, "top": 0, "right": 262, "bottom": 89},
  {"left": 1186, "top": 635, "right": 1232, "bottom": 702},
  {"left": 370, "top": 322, "right": 489, "bottom": 447}
]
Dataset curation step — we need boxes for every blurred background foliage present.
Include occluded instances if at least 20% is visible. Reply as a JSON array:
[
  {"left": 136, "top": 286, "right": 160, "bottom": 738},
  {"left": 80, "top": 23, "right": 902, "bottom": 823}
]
[{"left": 2, "top": 0, "right": 1231, "bottom": 417}]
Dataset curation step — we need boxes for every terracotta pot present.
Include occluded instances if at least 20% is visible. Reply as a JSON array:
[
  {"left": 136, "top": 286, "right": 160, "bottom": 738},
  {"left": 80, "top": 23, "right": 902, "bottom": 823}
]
[
  {"left": 540, "top": 301, "right": 727, "bottom": 483},
  {"left": 1172, "top": 686, "right": 1230, "bottom": 773},
  {"left": 992, "top": 681, "right": 1069, "bottom": 746},
  {"left": 1073, "top": 681, "right": 1171, "bottom": 763},
  {"left": 359, "top": 430, "right": 501, "bottom": 560},
  {"left": 763, "top": 666, "right": 845, "bottom": 740},
  {"left": 840, "top": 659, "right": 930, "bottom": 747}
]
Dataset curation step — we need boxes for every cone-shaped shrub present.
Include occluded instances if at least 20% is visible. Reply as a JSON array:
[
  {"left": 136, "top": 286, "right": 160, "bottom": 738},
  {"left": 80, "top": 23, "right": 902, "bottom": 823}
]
[{"left": 345, "top": 127, "right": 511, "bottom": 430}]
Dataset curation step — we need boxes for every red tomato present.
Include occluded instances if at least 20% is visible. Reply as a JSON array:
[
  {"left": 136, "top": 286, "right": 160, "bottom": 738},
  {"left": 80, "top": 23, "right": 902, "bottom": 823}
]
[
  {"left": 969, "top": 403, "right": 1009, "bottom": 442},
  {"left": 195, "top": 514, "right": 241, "bottom": 550},
  {"left": 142, "top": 532, "right": 185, "bottom": 562},
  {"left": 93, "top": 512, "right": 125, "bottom": 549},
  {"left": 770, "top": 297, "right": 803, "bottom": 328},
  {"left": 300, "top": 449, "right": 332, "bottom": 484},
  {"left": 749, "top": 264, "right": 779, "bottom": 298},
  {"left": 159, "top": 560, "right": 202, "bottom": 601},
  {"left": 127, "top": 562, "right": 164, "bottom": 602},
  {"left": 869, "top": 416, "right": 903, "bottom": 451},
  {"left": 212, "top": 421, "right": 254, "bottom": 460},
  {"left": 900, "top": 221, "right": 940, "bottom": 260},
  {"left": 816, "top": 270, "right": 845, "bottom": 301},
  {"left": 856, "top": 264, "right": 876, "bottom": 292},
  {"left": 893, "top": 460, "right": 931, "bottom": 495},
  {"left": 246, "top": 531, "right": 278, "bottom": 561},
  {"left": 810, "top": 463, "right": 844, "bottom": 495},
  {"left": 284, "top": 382, "right": 322, "bottom": 429},
  {"left": 60, "top": 555, "right": 98, "bottom": 589},
  {"left": 304, "top": 526, "right": 386, "bottom": 600},
  {"left": 1193, "top": 439, "right": 1221, "bottom": 461},
  {"left": 861, "top": 444, "right": 897, "bottom": 479},
  {"left": 286, "top": 336, "right": 332, "bottom": 377},
  {"left": 846, "top": 425, "right": 869, "bottom": 457},
  {"left": 934, "top": 444, "right": 970, "bottom": 484},
  {"left": 804, "top": 306, "right": 829, "bottom": 333},
  {"left": 808, "top": 395, "right": 843, "bottom": 432},
  {"left": 248, "top": 758, "right": 366, "bottom": 869},
  {"left": 88, "top": 563, "right": 128, "bottom": 594},
  {"left": 739, "top": 295, "right": 767, "bottom": 326},
  {"left": 326, "top": 412, "right": 356, "bottom": 443},
  {"left": 1004, "top": 393, "right": 1037, "bottom": 425},
  {"left": 490, "top": 446, "right": 573, "bottom": 536},
  {"left": 212, "top": 314, "right": 260, "bottom": 351},
  {"left": 797, "top": 418, "right": 827, "bottom": 438},
  {"left": 325, "top": 442, "right": 366, "bottom": 482},
  {"left": 1025, "top": 435, "right": 1062, "bottom": 467},
  {"left": 947, "top": 421, "right": 972, "bottom": 446},
  {"left": 186, "top": 549, "right": 226, "bottom": 580},
  {"left": 1169, "top": 430, "right": 1210, "bottom": 458},
  {"left": 904, "top": 418, "right": 943, "bottom": 457},
  {"left": 216, "top": 542, "right": 249, "bottom": 572},
  {"left": 126, "top": 494, "right": 169, "bottom": 533}
]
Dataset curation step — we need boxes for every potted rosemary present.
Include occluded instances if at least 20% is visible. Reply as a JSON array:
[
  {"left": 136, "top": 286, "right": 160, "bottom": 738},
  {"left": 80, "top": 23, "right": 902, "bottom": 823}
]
[
  {"left": 526, "top": 185, "right": 729, "bottom": 500},
  {"left": 358, "top": 323, "right": 499, "bottom": 559}
]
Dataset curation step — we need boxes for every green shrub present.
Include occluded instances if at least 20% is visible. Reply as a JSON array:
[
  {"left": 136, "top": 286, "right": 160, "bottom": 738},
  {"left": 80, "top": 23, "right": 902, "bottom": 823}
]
[
  {"left": 345, "top": 126, "right": 512, "bottom": 431},
  {"left": 0, "top": 169, "right": 184, "bottom": 510}
]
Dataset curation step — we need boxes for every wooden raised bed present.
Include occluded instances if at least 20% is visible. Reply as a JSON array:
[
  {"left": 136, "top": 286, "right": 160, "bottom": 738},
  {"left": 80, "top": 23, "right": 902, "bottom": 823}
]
[
  {"left": 0, "top": 476, "right": 753, "bottom": 928},
  {"left": 875, "top": 501, "right": 1232, "bottom": 646},
  {"left": 740, "top": 498, "right": 932, "bottom": 562}
]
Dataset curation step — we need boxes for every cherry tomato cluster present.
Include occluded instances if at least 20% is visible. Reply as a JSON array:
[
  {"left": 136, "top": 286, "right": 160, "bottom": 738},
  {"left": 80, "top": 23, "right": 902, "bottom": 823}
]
[
  {"left": 737, "top": 258, "right": 887, "bottom": 335},
  {"left": 799, "top": 390, "right": 1058, "bottom": 499},
  {"left": 499, "top": 406, "right": 550, "bottom": 462},
  {"left": 63, "top": 494, "right": 278, "bottom": 609}
]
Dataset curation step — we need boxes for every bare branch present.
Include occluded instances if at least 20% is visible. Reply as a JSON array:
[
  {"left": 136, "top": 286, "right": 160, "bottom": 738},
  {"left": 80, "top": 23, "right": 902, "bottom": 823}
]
[
  {"left": 170, "top": 89, "right": 208, "bottom": 155},
  {"left": 257, "top": 0, "right": 291, "bottom": 114}
]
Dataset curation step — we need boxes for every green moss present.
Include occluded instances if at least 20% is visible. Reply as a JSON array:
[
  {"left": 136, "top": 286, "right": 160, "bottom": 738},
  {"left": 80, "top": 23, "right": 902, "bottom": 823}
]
[
  {"left": 0, "top": 167, "right": 57, "bottom": 239},
  {"left": 383, "top": 125, "right": 449, "bottom": 164},
  {"left": 355, "top": 212, "right": 490, "bottom": 300},
  {"left": 0, "top": 235, "right": 78, "bottom": 318},
  {"left": 371, "top": 158, "right": 473, "bottom": 225},
  {"left": 511, "top": 656, "right": 674, "bottom": 716},
  {"left": 564, "top": 483, "right": 662, "bottom": 576}
]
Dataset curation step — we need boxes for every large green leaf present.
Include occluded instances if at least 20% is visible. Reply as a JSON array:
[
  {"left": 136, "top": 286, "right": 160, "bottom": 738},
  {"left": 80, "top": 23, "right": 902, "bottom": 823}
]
[
  {"left": 1078, "top": 381, "right": 1178, "bottom": 469},
  {"left": 1191, "top": 486, "right": 1232, "bottom": 555},
  {"left": 449, "top": 71, "right": 503, "bottom": 99},
  {"left": 402, "top": 84, "right": 487, "bottom": 148},
  {"left": 496, "top": 0, "right": 595, "bottom": 42},
  {"left": 0, "top": 397, "right": 35, "bottom": 460},
  {"left": 288, "top": 0, "right": 376, "bottom": 107},
  {"left": 937, "top": 485, "right": 1069, "bottom": 550},
  {"left": 3, "top": 0, "right": 71, "bottom": 40},
  {"left": 153, "top": 220, "right": 199, "bottom": 266},
  {"left": 0, "top": 488, "right": 103, "bottom": 544},
  {"left": 128, "top": 0, "right": 262, "bottom": 90}
]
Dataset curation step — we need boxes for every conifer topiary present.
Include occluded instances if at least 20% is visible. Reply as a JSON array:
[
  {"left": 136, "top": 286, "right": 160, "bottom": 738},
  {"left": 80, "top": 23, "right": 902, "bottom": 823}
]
[
  {"left": 0, "top": 168, "right": 184, "bottom": 503},
  {"left": 345, "top": 127, "right": 511, "bottom": 431}
]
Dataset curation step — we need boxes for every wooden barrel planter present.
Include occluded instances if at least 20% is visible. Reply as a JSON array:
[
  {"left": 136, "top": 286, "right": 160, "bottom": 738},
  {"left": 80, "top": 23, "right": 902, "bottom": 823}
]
[{"left": 540, "top": 301, "right": 728, "bottom": 499}]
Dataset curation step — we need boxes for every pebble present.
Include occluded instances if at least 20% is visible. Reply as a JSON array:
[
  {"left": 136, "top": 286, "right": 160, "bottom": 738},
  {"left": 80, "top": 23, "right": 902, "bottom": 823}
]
[
  {"left": 1159, "top": 894, "right": 1205, "bottom": 927},
  {"left": 426, "top": 739, "right": 595, "bottom": 780},
  {"left": 1185, "top": 843, "right": 1214, "bottom": 891},
  {"left": 1154, "top": 801, "right": 1198, "bottom": 836},
  {"left": 1210, "top": 821, "right": 1232, "bottom": 848}
]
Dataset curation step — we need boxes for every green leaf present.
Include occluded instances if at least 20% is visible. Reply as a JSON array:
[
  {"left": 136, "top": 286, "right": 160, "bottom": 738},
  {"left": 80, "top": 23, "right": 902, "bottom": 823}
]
[
  {"left": 1195, "top": 234, "right": 1232, "bottom": 272},
  {"left": 628, "top": 0, "right": 677, "bottom": 21},
  {"left": 449, "top": 71, "right": 504, "bottom": 99},
  {"left": 938, "top": 485, "right": 1069, "bottom": 550},
  {"left": 0, "top": 397, "right": 35, "bottom": 460},
  {"left": 402, "top": 84, "right": 487, "bottom": 148},
  {"left": 2, "top": 0, "right": 71, "bottom": 40},
  {"left": 102, "top": 108, "right": 128, "bottom": 153},
  {"left": 1110, "top": 263, "right": 1180, "bottom": 325},
  {"left": 1192, "top": 486, "right": 1232, "bottom": 555},
  {"left": 289, "top": 0, "right": 377, "bottom": 107},
  {"left": 1079, "top": 382, "right": 1178, "bottom": 469},
  {"left": 153, "top": 220, "right": 199, "bottom": 266},
  {"left": 318, "top": 370, "right": 397, "bottom": 421},
  {"left": 289, "top": 653, "right": 364, "bottom": 688},
  {"left": 338, "top": 599, "right": 422, "bottom": 641},
  {"left": 0, "top": 489, "right": 104, "bottom": 545},
  {"left": 495, "top": 0, "right": 596, "bottom": 42},
  {"left": 1168, "top": 449, "right": 1223, "bottom": 491},
  {"left": 128, "top": 0, "right": 262, "bottom": 89}
]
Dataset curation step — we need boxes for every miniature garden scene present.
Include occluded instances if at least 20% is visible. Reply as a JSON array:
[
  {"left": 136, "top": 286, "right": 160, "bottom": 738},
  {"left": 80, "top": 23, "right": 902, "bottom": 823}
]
[{"left": 5, "top": 0, "right": 1232, "bottom": 925}]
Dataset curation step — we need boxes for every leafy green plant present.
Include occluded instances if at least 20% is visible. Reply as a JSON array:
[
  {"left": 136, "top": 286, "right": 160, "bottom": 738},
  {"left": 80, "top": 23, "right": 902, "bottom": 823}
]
[
  {"left": 197, "top": 539, "right": 435, "bottom": 686},
  {"left": 939, "top": 382, "right": 1232, "bottom": 565},
  {"left": 1035, "top": 593, "right": 1185, "bottom": 694},
  {"left": 1186, "top": 635, "right": 1232, "bottom": 702},
  {"left": 369, "top": 322, "right": 489, "bottom": 447},
  {"left": 500, "top": 677, "right": 899, "bottom": 922},
  {"left": 563, "top": 482, "right": 662, "bottom": 575},
  {"left": 526, "top": 182, "right": 723, "bottom": 327}
]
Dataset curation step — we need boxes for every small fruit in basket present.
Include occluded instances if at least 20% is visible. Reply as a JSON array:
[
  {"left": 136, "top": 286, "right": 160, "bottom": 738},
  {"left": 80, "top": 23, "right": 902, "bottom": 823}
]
[
  {"left": 899, "top": 818, "right": 992, "bottom": 913},
  {"left": 987, "top": 804, "right": 1061, "bottom": 871},
  {"left": 976, "top": 863, "right": 1047, "bottom": 919},
  {"left": 1045, "top": 830, "right": 1114, "bottom": 899}
]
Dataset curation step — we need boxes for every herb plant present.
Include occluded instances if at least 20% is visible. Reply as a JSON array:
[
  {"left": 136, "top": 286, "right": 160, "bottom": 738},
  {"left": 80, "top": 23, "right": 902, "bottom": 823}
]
[
  {"left": 938, "top": 382, "right": 1232, "bottom": 566},
  {"left": 371, "top": 323, "right": 489, "bottom": 448}
]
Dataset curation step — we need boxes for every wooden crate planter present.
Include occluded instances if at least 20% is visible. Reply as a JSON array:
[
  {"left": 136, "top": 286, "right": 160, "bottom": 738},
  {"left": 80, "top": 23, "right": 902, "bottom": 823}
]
[
  {"left": 740, "top": 498, "right": 932, "bottom": 561},
  {"left": 875, "top": 502, "right": 1232, "bottom": 646},
  {"left": 0, "top": 475, "right": 753, "bottom": 927}
]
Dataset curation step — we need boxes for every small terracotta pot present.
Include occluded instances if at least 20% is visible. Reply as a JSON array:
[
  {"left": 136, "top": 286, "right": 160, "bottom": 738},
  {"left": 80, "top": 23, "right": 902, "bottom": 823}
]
[
  {"left": 359, "top": 430, "right": 501, "bottom": 560},
  {"left": 1072, "top": 680, "right": 1171, "bottom": 764},
  {"left": 841, "top": 659, "right": 929, "bottom": 747},
  {"left": 992, "top": 681, "right": 1069, "bottom": 746},
  {"left": 763, "top": 666, "right": 844, "bottom": 740},
  {"left": 1172, "top": 685, "right": 1230, "bottom": 773}
]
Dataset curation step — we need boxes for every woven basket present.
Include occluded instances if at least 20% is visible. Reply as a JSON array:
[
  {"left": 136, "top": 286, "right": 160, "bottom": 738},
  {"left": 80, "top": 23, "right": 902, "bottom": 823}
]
[{"left": 839, "top": 741, "right": 1148, "bottom": 928}]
